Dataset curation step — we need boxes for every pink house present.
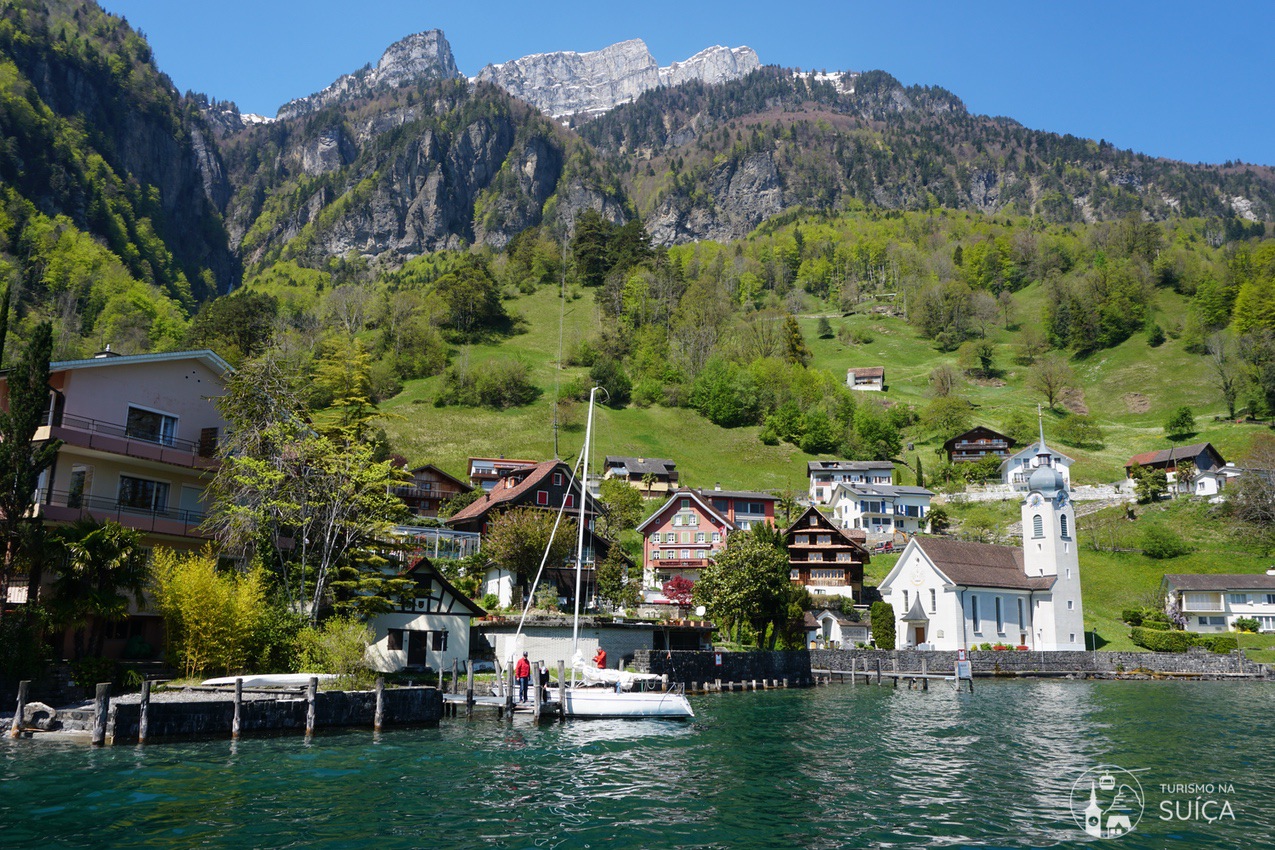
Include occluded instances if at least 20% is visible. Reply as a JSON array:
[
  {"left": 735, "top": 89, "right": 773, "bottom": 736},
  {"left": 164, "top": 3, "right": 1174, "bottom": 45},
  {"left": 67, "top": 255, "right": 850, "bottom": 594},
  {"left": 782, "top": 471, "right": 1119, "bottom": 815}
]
[{"left": 635, "top": 487, "right": 777, "bottom": 598}]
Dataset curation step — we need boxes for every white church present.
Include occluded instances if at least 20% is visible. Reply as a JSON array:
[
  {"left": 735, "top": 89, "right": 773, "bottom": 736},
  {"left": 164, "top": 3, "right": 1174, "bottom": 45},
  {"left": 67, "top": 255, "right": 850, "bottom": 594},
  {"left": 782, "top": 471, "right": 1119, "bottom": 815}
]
[{"left": 878, "top": 430, "right": 1086, "bottom": 651}]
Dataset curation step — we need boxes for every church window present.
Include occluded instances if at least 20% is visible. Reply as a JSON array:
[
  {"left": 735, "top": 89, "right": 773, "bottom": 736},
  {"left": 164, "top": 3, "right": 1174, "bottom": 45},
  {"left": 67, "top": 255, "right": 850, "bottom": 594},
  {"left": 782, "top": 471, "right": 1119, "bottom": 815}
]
[
  {"left": 1017, "top": 598, "right": 1024, "bottom": 627},
  {"left": 930, "top": 589, "right": 936, "bottom": 613},
  {"left": 903, "top": 590, "right": 909, "bottom": 609},
  {"left": 995, "top": 597, "right": 1004, "bottom": 634},
  {"left": 971, "top": 595, "right": 981, "bottom": 633},
  {"left": 1032, "top": 514, "right": 1043, "bottom": 538},
  {"left": 1067, "top": 600, "right": 1074, "bottom": 610},
  {"left": 1060, "top": 515, "right": 1069, "bottom": 538}
]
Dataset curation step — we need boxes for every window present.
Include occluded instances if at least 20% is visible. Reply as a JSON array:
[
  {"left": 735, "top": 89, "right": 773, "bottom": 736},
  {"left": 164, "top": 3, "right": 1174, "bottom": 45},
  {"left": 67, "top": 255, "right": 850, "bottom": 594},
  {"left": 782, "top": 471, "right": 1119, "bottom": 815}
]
[
  {"left": 902, "top": 590, "right": 909, "bottom": 609},
  {"left": 696, "top": 532, "right": 706, "bottom": 544},
  {"left": 1060, "top": 515, "right": 1069, "bottom": 538},
  {"left": 386, "top": 629, "right": 404, "bottom": 651},
  {"left": 126, "top": 405, "right": 178, "bottom": 446},
  {"left": 1017, "top": 599, "right": 1024, "bottom": 627},
  {"left": 1198, "top": 616, "right": 1225, "bottom": 626},
  {"left": 1032, "top": 514, "right": 1043, "bottom": 538},
  {"left": 817, "top": 534, "right": 831, "bottom": 545},
  {"left": 118, "top": 476, "right": 169, "bottom": 513},
  {"left": 790, "top": 569, "right": 800, "bottom": 580},
  {"left": 810, "top": 515, "right": 819, "bottom": 526},
  {"left": 711, "top": 532, "right": 721, "bottom": 544},
  {"left": 680, "top": 549, "right": 690, "bottom": 560},
  {"left": 995, "top": 597, "right": 1004, "bottom": 634},
  {"left": 1266, "top": 594, "right": 1275, "bottom": 606},
  {"left": 432, "top": 631, "right": 448, "bottom": 651},
  {"left": 681, "top": 498, "right": 690, "bottom": 510},
  {"left": 651, "top": 550, "right": 660, "bottom": 560},
  {"left": 971, "top": 595, "right": 981, "bottom": 633},
  {"left": 68, "top": 464, "right": 93, "bottom": 508},
  {"left": 930, "top": 589, "right": 936, "bottom": 613},
  {"left": 553, "top": 473, "right": 564, "bottom": 486},
  {"left": 1067, "top": 600, "right": 1074, "bottom": 610},
  {"left": 808, "top": 552, "right": 823, "bottom": 562},
  {"left": 1229, "top": 594, "right": 1249, "bottom": 605},
  {"left": 739, "top": 521, "right": 751, "bottom": 531},
  {"left": 564, "top": 494, "right": 575, "bottom": 509},
  {"left": 663, "top": 550, "right": 674, "bottom": 560},
  {"left": 1258, "top": 616, "right": 1275, "bottom": 632},
  {"left": 535, "top": 490, "right": 549, "bottom": 506}
]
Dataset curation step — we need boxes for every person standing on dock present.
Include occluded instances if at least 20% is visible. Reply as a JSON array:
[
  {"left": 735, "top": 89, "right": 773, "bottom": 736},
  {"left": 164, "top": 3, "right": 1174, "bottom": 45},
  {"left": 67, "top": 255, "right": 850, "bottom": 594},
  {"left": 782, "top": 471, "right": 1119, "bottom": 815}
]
[
  {"left": 515, "top": 652, "right": 531, "bottom": 703},
  {"left": 593, "top": 647, "right": 607, "bottom": 669}
]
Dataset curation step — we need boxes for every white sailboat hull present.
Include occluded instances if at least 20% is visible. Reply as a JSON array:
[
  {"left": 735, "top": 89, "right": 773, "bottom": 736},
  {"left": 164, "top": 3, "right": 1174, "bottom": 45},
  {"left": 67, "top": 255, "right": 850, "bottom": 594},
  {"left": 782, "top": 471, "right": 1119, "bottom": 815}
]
[{"left": 555, "top": 687, "right": 694, "bottom": 719}]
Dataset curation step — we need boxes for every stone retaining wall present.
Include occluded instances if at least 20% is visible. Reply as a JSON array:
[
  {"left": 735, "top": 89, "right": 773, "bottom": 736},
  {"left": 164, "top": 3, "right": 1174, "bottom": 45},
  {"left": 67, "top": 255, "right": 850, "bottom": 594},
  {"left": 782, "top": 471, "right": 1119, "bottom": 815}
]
[
  {"left": 635, "top": 648, "right": 1269, "bottom": 684},
  {"left": 105, "top": 687, "right": 443, "bottom": 744}
]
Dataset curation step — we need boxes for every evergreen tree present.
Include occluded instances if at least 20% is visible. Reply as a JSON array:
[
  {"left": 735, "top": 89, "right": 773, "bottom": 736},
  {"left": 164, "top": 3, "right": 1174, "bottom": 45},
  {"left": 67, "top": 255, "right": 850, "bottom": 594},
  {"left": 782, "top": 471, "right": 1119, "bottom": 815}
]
[{"left": 783, "top": 315, "right": 812, "bottom": 366}]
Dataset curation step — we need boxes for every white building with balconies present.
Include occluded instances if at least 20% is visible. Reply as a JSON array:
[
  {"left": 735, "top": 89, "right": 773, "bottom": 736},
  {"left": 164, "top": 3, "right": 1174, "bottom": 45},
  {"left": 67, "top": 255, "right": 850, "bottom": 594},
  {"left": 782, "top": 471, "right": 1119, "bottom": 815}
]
[
  {"left": 807, "top": 460, "right": 895, "bottom": 505},
  {"left": 1163, "top": 572, "right": 1275, "bottom": 633},
  {"left": 828, "top": 482, "right": 933, "bottom": 541}
]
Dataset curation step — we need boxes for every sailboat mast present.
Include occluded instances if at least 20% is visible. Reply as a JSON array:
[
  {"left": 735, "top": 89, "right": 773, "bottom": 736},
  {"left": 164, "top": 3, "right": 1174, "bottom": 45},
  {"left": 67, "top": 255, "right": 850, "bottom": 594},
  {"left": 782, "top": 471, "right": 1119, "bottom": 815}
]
[{"left": 572, "top": 386, "right": 597, "bottom": 657}]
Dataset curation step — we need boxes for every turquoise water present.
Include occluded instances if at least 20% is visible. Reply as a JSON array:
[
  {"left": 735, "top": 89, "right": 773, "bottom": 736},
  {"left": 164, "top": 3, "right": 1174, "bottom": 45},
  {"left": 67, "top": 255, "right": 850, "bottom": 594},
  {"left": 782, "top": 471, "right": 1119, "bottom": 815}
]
[{"left": 2, "top": 680, "right": 1270, "bottom": 849}]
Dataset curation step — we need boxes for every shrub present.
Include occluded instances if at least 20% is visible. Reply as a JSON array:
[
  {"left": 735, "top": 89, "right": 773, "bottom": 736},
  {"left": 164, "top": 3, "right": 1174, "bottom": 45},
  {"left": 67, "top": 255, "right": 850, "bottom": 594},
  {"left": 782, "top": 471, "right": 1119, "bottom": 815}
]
[
  {"left": 1233, "top": 617, "right": 1260, "bottom": 633},
  {"left": 1140, "top": 524, "right": 1192, "bottom": 559},
  {"left": 1140, "top": 610, "right": 1172, "bottom": 630},
  {"left": 1130, "top": 626, "right": 1195, "bottom": 653},
  {"left": 70, "top": 657, "right": 118, "bottom": 692},
  {"left": 479, "top": 593, "right": 500, "bottom": 611},
  {"left": 1121, "top": 608, "right": 1144, "bottom": 627},
  {"left": 296, "top": 616, "right": 375, "bottom": 688},
  {"left": 1147, "top": 324, "right": 1166, "bottom": 347},
  {"left": 1197, "top": 635, "right": 1238, "bottom": 654},
  {"left": 869, "top": 601, "right": 895, "bottom": 648}
]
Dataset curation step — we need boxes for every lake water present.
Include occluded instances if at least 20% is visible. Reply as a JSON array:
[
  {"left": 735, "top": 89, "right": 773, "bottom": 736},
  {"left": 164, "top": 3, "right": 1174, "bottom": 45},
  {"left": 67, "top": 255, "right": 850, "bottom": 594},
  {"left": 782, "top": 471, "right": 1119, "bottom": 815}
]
[{"left": 1, "top": 680, "right": 1269, "bottom": 849}]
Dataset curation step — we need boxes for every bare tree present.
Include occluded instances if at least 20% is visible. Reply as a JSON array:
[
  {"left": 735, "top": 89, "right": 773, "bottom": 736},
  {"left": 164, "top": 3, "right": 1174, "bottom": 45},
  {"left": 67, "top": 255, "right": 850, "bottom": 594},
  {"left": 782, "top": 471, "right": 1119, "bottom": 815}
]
[
  {"left": 1030, "top": 354, "right": 1075, "bottom": 410},
  {"left": 970, "top": 291, "right": 999, "bottom": 338},
  {"left": 928, "top": 363, "right": 963, "bottom": 398},
  {"left": 1207, "top": 332, "right": 1239, "bottom": 420}
]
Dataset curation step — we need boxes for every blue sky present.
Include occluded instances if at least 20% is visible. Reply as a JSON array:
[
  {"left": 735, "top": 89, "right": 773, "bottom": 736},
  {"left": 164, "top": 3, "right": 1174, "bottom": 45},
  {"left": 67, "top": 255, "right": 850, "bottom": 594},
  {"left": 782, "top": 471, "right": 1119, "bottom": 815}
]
[{"left": 99, "top": 1, "right": 1272, "bottom": 166}]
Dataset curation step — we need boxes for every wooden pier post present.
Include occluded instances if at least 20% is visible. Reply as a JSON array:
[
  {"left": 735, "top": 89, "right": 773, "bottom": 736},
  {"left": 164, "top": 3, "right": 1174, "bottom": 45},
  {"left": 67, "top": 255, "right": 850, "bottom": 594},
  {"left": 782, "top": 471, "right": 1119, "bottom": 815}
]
[
  {"left": 305, "top": 677, "right": 318, "bottom": 737},
  {"left": 374, "top": 677, "right": 385, "bottom": 732},
  {"left": 451, "top": 659, "right": 459, "bottom": 696},
  {"left": 921, "top": 657, "right": 929, "bottom": 691},
  {"left": 9, "top": 680, "right": 29, "bottom": 739},
  {"left": 875, "top": 658, "right": 882, "bottom": 685},
  {"left": 531, "top": 665, "right": 542, "bottom": 720},
  {"left": 504, "top": 665, "right": 515, "bottom": 717},
  {"left": 138, "top": 678, "right": 152, "bottom": 744},
  {"left": 91, "top": 683, "right": 110, "bottom": 746},
  {"left": 783, "top": 678, "right": 789, "bottom": 688},
  {"left": 557, "top": 660, "right": 566, "bottom": 721},
  {"left": 466, "top": 661, "right": 475, "bottom": 719},
  {"left": 228, "top": 678, "right": 241, "bottom": 741}
]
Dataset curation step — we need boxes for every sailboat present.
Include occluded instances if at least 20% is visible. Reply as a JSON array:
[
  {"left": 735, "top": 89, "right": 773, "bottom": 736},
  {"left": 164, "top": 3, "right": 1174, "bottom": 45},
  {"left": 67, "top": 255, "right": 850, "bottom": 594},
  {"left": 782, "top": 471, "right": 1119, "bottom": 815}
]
[{"left": 552, "top": 387, "right": 694, "bottom": 720}]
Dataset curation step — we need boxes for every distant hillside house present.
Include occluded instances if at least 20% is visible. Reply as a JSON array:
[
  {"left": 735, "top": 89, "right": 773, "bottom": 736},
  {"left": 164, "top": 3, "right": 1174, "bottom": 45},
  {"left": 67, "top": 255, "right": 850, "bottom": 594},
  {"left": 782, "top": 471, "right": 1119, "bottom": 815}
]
[
  {"left": 829, "top": 482, "right": 933, "bottom": 540},
  {"left": 1125, "top": 443, "right": 1228, "bottom": 496},
  {"left": 944, "top": 426, "right": 1016, "bottom": 464},
  {"left": 1162, "top": 572, "right": 1275, "bottom": 634},
  {"left": 783, "top": 506, "right": 871, "bottom": 601},
  {"left": 468, "top": 456, "right": 537, "bottom": 491},
  {"left": 805, "top": 609, "right": 871, "bottom": 649},
  {"left": 1001, "top": 441, "right": 1074, "bottom": 490},
  {"left": 602, "top": 456, "right": 679, "bottom": 496},
  {"left": 807, "top": 460, "right": 894, "bottom": 505},
  {"left": 447, "top": 460, "right": 611, "bottom": 607},
  {"left": 636, "top": 487, "right": 777, "bottom": 597},
  {"left": 395, "top": 464, "right": 472, "bottom": 517},
  {"left": 847, "top": 366, "right": 885, "bottom": 391},
  {"left": 366, "top": 558, "right": 486, "bottom": 673},
  {"left": 879, "top": 446, "right": 1084, "bottom": 651}
]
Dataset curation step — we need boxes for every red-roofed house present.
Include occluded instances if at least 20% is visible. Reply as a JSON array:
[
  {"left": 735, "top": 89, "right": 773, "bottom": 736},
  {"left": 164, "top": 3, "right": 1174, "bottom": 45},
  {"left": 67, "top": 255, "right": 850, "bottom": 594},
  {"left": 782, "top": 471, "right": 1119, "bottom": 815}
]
[{"left": 1125, "top": 443, "right": 1228, "bottom": 496}]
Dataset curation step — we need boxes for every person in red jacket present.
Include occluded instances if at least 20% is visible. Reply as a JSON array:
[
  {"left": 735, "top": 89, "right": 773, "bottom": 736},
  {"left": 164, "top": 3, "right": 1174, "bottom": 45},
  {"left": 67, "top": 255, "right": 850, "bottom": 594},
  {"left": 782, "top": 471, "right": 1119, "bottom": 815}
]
[
  {"left": 593, "top": 647, "right": 607, "bottom": 669},
  {"left": 514, "top": 651, "right": 531, "bottom": 703}
]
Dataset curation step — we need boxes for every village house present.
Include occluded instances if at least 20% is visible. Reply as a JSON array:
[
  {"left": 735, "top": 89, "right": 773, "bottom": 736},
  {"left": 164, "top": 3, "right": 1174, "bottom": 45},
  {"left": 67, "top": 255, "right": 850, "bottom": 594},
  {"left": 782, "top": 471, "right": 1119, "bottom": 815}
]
[
  {"left": 467, "top": 456, "right": 537, "bottom": 491},
  {"left": 0, "top": 349, "right": 232, "bottom": 660},
  {"left": 805, "top": 609, "right": 871, "bottom": 649},
  {"left": 602, "top": 455, "right": 679, "bottom": 496},
  {"left": 943, "top": 425, "right": 1016, "bottom": 464},
  {"left": 447, "top": 459, "right": 610, "bottom": 607},
  {"left": 877, "top": 441, "right": 1085, "bottom": 651},
  {"left": 394, "top": 463, "right": 472, "bottom": 517},
  {"left": 846, "top": 366, "right": 885, "bottom": 391},
  {"left": 829, "top": 482, "right": 933, "bottom": 540},
  {"left": 636, "top": 487, "right": 777, "bottom": 596},
  {"left": 1125, "top": 443, "right": 1228, "bottom": 496},
  {"left": 1001, "top": 439, "right": 1074, "bottom": 490},
  {"left": 806, "top": 459, "right": 895, "bottom": 505},
  {"left": 783, "top": 506, "right": 871, "bottom": 601},
  {"left": 366, "top": 559, "right": 486, "bottom": 673},
  {"left": 1162, "top": 572, "right": 1275, "bottom": 634}
]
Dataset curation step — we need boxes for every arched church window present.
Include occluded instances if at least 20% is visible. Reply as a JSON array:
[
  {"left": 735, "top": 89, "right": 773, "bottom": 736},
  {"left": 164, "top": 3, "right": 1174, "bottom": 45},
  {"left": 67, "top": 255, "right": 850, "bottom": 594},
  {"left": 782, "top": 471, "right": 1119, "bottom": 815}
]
[
  {"left": 1032, "top": 514, "right": 1043, "bottom": 538},
  {"left": 1060, "top": 515, "right": 1069, "bottom": 539}
]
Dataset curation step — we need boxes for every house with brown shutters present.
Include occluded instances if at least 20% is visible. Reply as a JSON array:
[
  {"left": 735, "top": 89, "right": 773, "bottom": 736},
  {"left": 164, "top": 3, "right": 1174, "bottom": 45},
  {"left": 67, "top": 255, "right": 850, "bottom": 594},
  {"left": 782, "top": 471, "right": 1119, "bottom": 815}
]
[
  {"left": 467, "top": 456, "right": 537, "bottom": 491},
  {"left": 943, "top": 426, "right": 1016, "bottom": 464},
  {"left": 782, "top": 506, "right": 871, "bottom": 601},
  {"left": 446, "top": 459, "right": 611, "bottom": 607},
  {"left": 1125, "top": 443, "right": 1228, "bottom": 496},
  {"left": 394, "top": 464, "right": 472, "bottom": 517},
  {"left": 602, "top": 455, "right": 680, "bottom": 496}
]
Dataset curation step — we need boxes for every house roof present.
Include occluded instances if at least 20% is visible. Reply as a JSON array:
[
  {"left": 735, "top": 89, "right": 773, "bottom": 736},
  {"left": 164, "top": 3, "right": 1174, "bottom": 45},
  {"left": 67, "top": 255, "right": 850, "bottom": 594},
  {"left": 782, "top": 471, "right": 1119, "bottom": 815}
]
[
  {"left": 1001, "top": 441, "right": 1074, "bottom": 467},
  {"left": 835, "top": 482, "right": 934, "bottom": 500},
  {"left": 1163, "top": 573, "right": 1275, "bottom": 592},
  {"left": 604, "top": 456, "right": 677, "bottom": 475},
  {"left": 942, "top": 426, "right": 1015, "bottom": 453},
  {"left": 805, "top": 609, "right": 866, "bottom": 628},
  {"left": 45, "top": 348, "right": 233, "bottom": 377},
  {"left": 636, "top": 489, "right": 735, "bottom": 533},
  {"left": 407, "top": 463, "right": 472, "bottom": 491},
  {"left": 901, "top": 596, "right": 929, "bottom": 622},
  {"left": 447, "top": 460, "right": 584, "bottom": 524},
  {"left": 913, "top": 538, "right": 1053, "bottom": 591},
  {"left": 692, "top": 487, "right": 777, "bottom": 502},
  {"left": 1126, "top": 443, "right": 1226, "bottom": 470},
  {"left": 848, "top": 367, "right": 885, "bottom": 379},
  {"left": 404, "top": 558, "right": 487, "bottom": 617},
  {"left": 807, "top": 460, "right": 894, "bottom": 474},
  {"left": 782, "top": 506, "right": 871, "bottom": 557}
]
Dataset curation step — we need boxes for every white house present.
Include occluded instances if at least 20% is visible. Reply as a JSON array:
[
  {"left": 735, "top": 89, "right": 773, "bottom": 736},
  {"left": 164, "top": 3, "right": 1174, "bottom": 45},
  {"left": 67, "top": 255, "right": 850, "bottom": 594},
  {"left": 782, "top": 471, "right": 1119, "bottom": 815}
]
[
  {"left": 807, "top": 460, "right": 895, "bottom": 505},
  {"left": 1162, "top": 572, "right": 1275, "bottom": 634},
  {"left": 367, "top": 559, "right": 486, "bottom": 673},
  {"left": 829, "top": 482, "right": 933, "bottom": 539},
  {"left": 1001, "top": 440, "right": 1073, "bottom": 490},
  {"left": 878, "top": 441, "right": 1085, "bottom": 651},
  {"left": 847, "top": 367, "right": 885, "bottom": 391},
  {"left": 805, "top": 609, "right": 871, "bottom": 648}
]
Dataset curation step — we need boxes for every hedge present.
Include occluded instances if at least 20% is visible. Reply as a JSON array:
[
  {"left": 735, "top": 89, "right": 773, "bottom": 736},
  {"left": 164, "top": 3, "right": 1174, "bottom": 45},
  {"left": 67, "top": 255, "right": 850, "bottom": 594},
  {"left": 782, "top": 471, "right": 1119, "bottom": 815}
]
[{"left": 1130, "top": 627, "right": 1239, "bottom": 654}]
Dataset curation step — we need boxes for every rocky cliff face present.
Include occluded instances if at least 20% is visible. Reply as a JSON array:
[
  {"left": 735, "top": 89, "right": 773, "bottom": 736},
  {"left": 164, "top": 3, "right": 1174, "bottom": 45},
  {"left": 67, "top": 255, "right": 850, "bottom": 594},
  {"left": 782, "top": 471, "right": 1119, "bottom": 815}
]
[
  {"left": 277, "top": 30, "right": 461, "bottom": 120},
  {"left": 476, "top": 39, "right": 759, "bottom": 119}
]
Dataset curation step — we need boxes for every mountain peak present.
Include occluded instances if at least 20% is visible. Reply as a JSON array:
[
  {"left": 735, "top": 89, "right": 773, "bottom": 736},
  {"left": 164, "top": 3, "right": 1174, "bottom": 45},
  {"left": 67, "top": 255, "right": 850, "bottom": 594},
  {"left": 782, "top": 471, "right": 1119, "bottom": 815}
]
[{"left": 277, "top": 29, "right": 461, "bottom": 120}]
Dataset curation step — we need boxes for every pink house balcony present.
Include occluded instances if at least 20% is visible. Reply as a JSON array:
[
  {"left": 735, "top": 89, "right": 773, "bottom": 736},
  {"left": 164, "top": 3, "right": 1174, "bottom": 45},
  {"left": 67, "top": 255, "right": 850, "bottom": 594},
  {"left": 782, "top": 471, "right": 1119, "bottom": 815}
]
[
  {"left": 37, "top": 413, "right": 219, "bottom": 470},
  {"left": 35, "top": 490, "right": 211, "bottom": 540}
]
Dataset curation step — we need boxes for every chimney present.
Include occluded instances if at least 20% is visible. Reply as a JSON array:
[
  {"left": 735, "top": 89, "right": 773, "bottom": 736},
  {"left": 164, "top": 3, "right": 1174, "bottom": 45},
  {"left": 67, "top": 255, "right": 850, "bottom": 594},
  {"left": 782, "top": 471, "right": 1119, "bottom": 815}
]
[{"left": 714, "top": 482, "right": 721, "bottom": 491}]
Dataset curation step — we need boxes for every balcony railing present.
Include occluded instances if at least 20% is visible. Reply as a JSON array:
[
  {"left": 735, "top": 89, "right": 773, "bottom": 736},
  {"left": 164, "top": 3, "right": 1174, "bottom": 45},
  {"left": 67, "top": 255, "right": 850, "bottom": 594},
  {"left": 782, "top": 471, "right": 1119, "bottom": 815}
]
[
  {"left": 36, "top": 489, "right": 209, "bottom": 538},
  {"left": 391, "top": 525, "right": 482, "bottom": 560},
  {"left": 652, "top": 559, "right": 709, "bottom": 568}
]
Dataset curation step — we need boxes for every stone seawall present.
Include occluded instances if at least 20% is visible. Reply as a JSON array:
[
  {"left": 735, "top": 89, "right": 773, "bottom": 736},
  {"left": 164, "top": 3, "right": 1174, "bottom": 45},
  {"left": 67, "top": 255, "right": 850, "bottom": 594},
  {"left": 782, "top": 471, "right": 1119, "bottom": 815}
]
[
  {"left": 635, "top": 649, "right": 1269, "bottom": 684},
  {"left": 105, "top": 687, "right": 443, "bottom": 744}
]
